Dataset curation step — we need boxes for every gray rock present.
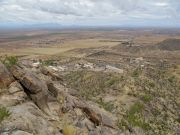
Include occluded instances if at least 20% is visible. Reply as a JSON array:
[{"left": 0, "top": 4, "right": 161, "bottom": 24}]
[
  {"left": 1, "top": 130, "right": 33, "bottom": 135},
  {"left": 1, "top": 102, "right": 62, "bottom": 135},
  {"left": 8, "top": 81, "right": 24, "bottom": 94},
  {"left": 0, "top": 81, "right": 27, "bottom": 107},
  {"left": 132, "top": 127, "right": 145, "bottom": 135},
  {"left": 0, "top": 91, "right": 27, "bottom": 107},
  {"left": 76, "top": 118, "right": 95, "bottom": 131}
]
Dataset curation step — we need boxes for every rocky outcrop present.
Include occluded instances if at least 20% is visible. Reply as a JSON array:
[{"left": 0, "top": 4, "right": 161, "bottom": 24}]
[
  {"left": 41, "top": 66, "right": 63, "bottom": 81},
  {"left": 0, "top": 102, "right": 62, "bottom": 135},
  {"left": 47, "top": 82, "right": 117, "bottom": 129},
  {"left": 0, "top": 62, "right": 120, "bottom": 135},
  {"left": 10, "top": 65, "right": 50, "bottom": 115},
  {"left": 0, "top": 62, "right": 14, "bottom": 89}
]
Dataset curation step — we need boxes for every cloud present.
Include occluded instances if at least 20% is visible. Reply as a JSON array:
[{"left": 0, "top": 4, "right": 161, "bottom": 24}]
[
  {"left": 154, "top": 2, "right": 168, "bottom": 7},
  {"left": 0, "top": 0, "right": 179, "bottom": 26}
]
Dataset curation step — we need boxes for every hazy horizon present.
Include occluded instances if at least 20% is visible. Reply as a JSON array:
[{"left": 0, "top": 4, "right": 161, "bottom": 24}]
[{"left": 0, "top": 23, "right": 180, "bottom": 30}]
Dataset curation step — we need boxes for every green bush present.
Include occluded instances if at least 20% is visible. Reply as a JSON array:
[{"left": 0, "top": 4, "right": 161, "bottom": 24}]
[
  {"left": 118, "top": 119, "right": 128, "bottom": 130},
  {"left": 126, "top": 114, "right": 150, "bottom": 130},
  {"left": 128, "top": 102, "right": 144, "bottom": 115},
  {"left": 105, "top": 76, "right": 123, "bottom": 87},
  {"left": 2, "top": 56, "right": 18, "bottom": 68},
  {"left": 168, "top": 76, "right": 176, "bottom": 83},
  {"left": 141, "top": 94, "right": 153, "bottom": 103},
  {"left": 148, "top": 81, "right": 155, "bottom": 88},
  {"left": 132, "top": 69, "right": 141, "bottom": 78},
  {"left": 119, "top": 102, "right": 150, "bottom": 130},
  {"left": 0, "top": 106, "right": 10, "bottom": 123},
  {"left": 41, "top": 60, "right": 54, "bottom": 66},
  {"left": 177, "top": 117, "right": 180, "bottom": 124}
]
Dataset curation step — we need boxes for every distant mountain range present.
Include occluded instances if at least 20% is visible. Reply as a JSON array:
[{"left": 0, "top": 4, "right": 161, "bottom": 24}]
[
  {"left": 0, "top": 23, "right": 67, "bottom": 30},
  {"left": 1, "top": 23, "right": 180, "bottom": 30}
]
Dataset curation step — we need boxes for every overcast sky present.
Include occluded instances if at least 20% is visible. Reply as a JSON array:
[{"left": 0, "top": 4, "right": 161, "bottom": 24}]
[{"left": 0, "top": 0, "right": 180, "bottom": 27}]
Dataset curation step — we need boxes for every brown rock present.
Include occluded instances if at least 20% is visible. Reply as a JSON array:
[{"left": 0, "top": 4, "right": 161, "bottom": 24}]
[
  {"left": 83, "top": 107, "right": 102, "bottom": 126},
  {"left": 46, "top": 82, "right": 117, "bottom": 129},
  {"left": 47, "top": 81, "right": 59, "bottom": 98},
  {"left": 0, "top": 62, "right": 14, "bottom": 88},
  {"left": 79, "top": 105, "right": 117, "bottom": 129},
  {"left": 41, "top": 66, "right": 63, "bottom": 81},
  {"left": 10, "top": 65, "right": 50, "bottom": 115}
]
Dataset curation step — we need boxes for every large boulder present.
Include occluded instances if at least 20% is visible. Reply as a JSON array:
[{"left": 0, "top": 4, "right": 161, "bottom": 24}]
[
  {"left": 0, "top": 81, "right": 27, "bottom": 107},
  {"left": 10, "top": 65, "right": 50, "bottom": 115},
  {"left": 0, "top": 102, "right": 62, "bottom": 135},
  {"left": 0, "top": 62, "right": 14, "bottom": 89}
]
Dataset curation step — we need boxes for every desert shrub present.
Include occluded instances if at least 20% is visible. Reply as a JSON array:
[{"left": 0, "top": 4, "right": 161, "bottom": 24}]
[
  {"left": 63, "top": 125, "right": 76, "bottom": 135},
  {"left": 105, "top": 75, "right": 124, "bottom": 87},
  {"left": 128, "top": 102, "right": 144, "bottom": 115},
  {"left": 118, "top": 66, "right": 179, "bottom": 134},
  {"left": 168, "top": 75, "right": 176, "bottom": 83},
  {"left": 148, "top": 81, "right": 155, "bottom": 88},
  {"left": 119, "top": 102, "right": 150, "bottom": 130},
  {"left": 173, "top": 64, "right": 178, "bottom": 69},
  {"left": 141, "top": 94, "right": 153, "bottom": 103},
  {"left": 41, "top": 60, "right": 54, "bottom": 66},
  {"left": 126, "top": 113, "right": 150, "bottom": 130},
  {"left": 118, "top": 119, "right": 128, "bottom": 130},
  {"left": 2, "top": 56, "right": 18, "bottom": 68},
  {"left": 0, "top": 106, "right": 10, "bottom": 123},
  {"left": 177, "top": 117, "right": 180, "bottom": 124},
  {"left": 96, "top": 98, "right": 114, "bottom": 112},
  {"left": 151, "top": 108, "right": 161, "bottom": 117},
  {"left": 132, "top": 68, "right": 141, "bottom": 78}
]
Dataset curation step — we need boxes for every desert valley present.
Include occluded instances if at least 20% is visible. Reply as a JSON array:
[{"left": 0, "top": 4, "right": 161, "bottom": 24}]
[{"left": 0, "top": 28, "right": 180, "bottom": 135}]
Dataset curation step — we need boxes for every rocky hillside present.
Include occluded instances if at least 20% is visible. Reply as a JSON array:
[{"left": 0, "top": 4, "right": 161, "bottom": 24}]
[
  {"left": 0, "top": 56, "right": 180, "bottom": 135},
  {"left": 111, "top": 38, "right": 180, "bottom": 58},
  {"left": 0, "top": 57, "right": 120, "bottom": 135},
  {"left": 156, "top": 38, "right": 180, "bottom": 51}
]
